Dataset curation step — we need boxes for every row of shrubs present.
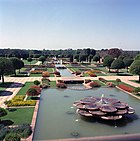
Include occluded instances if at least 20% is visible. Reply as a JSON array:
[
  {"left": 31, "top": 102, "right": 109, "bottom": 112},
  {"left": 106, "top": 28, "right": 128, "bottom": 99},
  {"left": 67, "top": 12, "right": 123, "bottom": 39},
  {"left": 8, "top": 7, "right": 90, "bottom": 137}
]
[
  {"left": 118, "top": 84, "right": 134, "bottom": 93},
  {"left": 0, "top": 123, "right": 32, "bottom": 141},
  {"left": 41, "top": 78, "right": 51, "bottom": 88},
  {"left": 56, "top": 80, "right": 67, "bottom": 88},
  {"left": 86, "top": 69, "right": 101, "bottom": 77},
  {"left": 5, "top": 95, "right": 36, "bottom": 107}
]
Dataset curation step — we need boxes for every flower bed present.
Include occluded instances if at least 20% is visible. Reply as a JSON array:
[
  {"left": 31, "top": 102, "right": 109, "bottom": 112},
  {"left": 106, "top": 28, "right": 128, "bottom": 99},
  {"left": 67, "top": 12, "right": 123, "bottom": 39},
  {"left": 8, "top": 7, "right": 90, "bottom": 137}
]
[
  {"left": 99, "top": 77, "right": 108, "bottom": 84},
  {"left": 118, "top": 84, "right": 134, "bottom": 93},
  {"left": 5, "top": 95, "right": 36, "bottom": 107},
  {"left": 42, "top": 71, "right": 50, "bottom": 77},
  {"left": 87, "top": 81, "right": 101, "bottom": 88}
]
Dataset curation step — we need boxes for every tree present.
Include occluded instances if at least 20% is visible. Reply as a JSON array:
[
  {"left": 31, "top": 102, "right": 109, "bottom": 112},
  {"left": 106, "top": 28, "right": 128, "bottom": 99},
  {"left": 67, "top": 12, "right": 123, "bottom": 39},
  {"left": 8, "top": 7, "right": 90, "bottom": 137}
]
[
  {"left": 0, "top": 57, "right": 14, "bottom": 83},
  {"left": 135, "top": 54, "right": 140, "bottom": 60},
  {"left": 39, "top": 56, "right": 46, "bottom": 64},
  {"left": 130, "top": 60, "right": 140, "bottom": 82},
  {"left": 111, "top": 59, "right": 125, "bottom": 74},
  {"left": 103, "top": 55, "right": 114, "bottom": 72},
  {"left": 108, "top": 48, "right": 122, "bottom": 58},
  {"left": 93, "top": 54, "right": 100, "bottom": 63},
  {"left": 69, "top": 55, "right": 73, "bottom": 62},
  {"left": 27, "top": 57, "right": 32, "bottom": 70},
  {"left": 123, "top": 57, "right": 133, "bottom": 72},
  {"left": 0, "top": 108, "right": 7, "bottom": 121},
  {"left": 10, "top": 57, "right": 24, "bottom": 76},
  {"left": 34, "top": 80, "right": 40, "bottom": 86}
]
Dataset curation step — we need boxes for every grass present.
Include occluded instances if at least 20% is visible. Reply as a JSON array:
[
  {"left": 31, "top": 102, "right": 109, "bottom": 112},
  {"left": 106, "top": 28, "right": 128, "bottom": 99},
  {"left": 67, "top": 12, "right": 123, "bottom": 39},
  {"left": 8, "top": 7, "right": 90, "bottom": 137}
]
[
  {"left": 30, "top": 73, "right": 42, "bottom": 77},
  {"left": 23, "top": 60, "right": 38, "bottom": 65},
  {"left": 68, "top": 67, "right": 80, "bottom": 72},
  {"left": 49, "top": 81, "right": 56, "bottom": 88},
  {"left": 131, "top": 80, "right": 140, "bottom": 84},
  {"left": 17, "top": 82, "right": 34, "bottom": 95},
  {"left": 1, "top": 107, "right": 34, "bottom": 125}
]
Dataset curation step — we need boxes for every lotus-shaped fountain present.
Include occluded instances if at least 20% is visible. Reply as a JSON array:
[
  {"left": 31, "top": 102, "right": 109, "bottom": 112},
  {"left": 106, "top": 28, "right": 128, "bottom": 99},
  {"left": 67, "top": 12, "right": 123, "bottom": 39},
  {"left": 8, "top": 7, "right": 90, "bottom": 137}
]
[{"left": 73, "top": 94, "right": 135, "bottom": 120}]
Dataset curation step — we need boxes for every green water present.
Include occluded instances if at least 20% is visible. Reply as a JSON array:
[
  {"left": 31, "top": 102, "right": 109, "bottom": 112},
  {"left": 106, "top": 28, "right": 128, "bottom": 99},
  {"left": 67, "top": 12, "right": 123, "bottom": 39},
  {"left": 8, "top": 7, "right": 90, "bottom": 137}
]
[{"left": 33, "top": 88, "right": 140, "bottom": 140}]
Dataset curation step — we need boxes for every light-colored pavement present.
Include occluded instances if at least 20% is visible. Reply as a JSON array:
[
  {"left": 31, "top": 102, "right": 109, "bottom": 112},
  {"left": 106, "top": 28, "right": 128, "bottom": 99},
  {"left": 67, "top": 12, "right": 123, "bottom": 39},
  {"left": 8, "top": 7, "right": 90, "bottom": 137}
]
[{"left": 0, "top": 75, "right": 140, "bottom": 108}]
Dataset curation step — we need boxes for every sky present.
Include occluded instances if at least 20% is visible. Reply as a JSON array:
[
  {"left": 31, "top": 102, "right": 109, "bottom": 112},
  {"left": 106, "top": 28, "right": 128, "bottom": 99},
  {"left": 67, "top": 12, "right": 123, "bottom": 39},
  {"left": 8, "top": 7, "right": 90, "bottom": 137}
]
[{"left": 0, "top": 0, "right": 140, "bottom": 50}]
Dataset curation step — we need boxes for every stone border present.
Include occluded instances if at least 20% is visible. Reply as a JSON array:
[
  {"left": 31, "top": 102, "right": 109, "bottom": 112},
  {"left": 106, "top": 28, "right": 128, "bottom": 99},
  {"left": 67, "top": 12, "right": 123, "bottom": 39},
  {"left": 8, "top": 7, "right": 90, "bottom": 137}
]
[{"left": 25, "top": 98, "right": 40, "bottom": 141}]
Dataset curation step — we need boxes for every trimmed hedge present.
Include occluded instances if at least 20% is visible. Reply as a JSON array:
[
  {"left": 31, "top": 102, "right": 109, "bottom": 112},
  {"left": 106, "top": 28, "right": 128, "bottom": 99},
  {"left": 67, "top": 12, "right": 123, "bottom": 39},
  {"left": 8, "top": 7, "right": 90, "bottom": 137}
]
[{"left": 118, "top": 84, "right": 134, "bottom": 93}]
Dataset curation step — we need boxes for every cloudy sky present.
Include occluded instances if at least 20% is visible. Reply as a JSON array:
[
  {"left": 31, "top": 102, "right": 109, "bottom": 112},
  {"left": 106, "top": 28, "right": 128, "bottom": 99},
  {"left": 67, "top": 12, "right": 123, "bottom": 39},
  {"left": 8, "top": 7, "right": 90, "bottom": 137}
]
[{"left": 0, "top": 0, "right": 140, "bottom": 50}]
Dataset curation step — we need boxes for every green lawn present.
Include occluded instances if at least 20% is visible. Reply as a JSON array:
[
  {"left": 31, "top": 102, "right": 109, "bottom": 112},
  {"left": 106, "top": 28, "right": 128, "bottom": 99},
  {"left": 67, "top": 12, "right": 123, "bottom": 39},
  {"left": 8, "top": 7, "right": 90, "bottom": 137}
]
[
  {"left": 23, "top": 60, "right": 38, "bottom": 65},
  {"left": 68, "top": 67, "right": 80, "bottom": 72},
  {"left": 49, "top": 81, "right": 56, "bottom": 88},
  {"left": 130, "top": 80, "right": 140, "bottom": 84},
  {"left": 30, "top": 73, "right": 42, "bottom": 77},
  {"left": 17, "top": 82, "right": 34, "bottom": 95},
  {"left": 1, "top": 107, "right": 34, "bottom": 125}
]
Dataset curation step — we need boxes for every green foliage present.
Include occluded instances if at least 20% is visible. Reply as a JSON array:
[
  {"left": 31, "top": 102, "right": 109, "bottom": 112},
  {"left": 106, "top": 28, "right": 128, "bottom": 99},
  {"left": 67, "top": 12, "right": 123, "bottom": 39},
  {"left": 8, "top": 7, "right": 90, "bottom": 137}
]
[
  {"left": 135, "top": 54, "right": 140, "bottom": 60},
  {"left": 27, "top": 57, "right": 32, "bottom": 62},
  {"left": 93, "top": 54, "right": 100, "bottom": 62},
  {"left": 39, "top": 56, "right": 46, "bottom": 64},
  {"left": 108, "top": 48, "right": 122, "bottom": 58},
  {"left": 130, "top": 60, "right": 140, "bottom": 75},
  {"left": 111, "top": 59, "right": 125, "bottom": 70},
  {"left": 0, "top": 108, "right": 7, "bottom": 118},
  {"left": 34, "top": 80, "right": 40, "bottom": 86},
  {"left": 123, "top": 57, "right": 133, "bottom": 67},
  {"left": 5, "top": 133, "right": 21, "bottom": 141},
  {"left": 133, "top": 87, "right": 140, "bottom": 93},
  {"left": 103, "top": 55, "right": 114, "bottom": 71},
  {"left": 10, "top": 57, "right": 24, "bottom": 75},
  {"left": 26, "top": 88, "right": 39, "bottom": 96},
  {"left": 0, "top": 57, "right": 14, "bottom": 83},
  {"left": 6, "top": 100, "right": 36, "bottom": 107}
]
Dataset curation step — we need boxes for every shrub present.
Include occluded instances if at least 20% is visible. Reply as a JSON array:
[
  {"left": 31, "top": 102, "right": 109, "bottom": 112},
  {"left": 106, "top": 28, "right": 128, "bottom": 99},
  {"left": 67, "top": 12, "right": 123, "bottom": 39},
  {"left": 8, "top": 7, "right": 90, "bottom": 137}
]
[
  {"left": 99, "top": 77, "right": 108, "bottom": 83},
  {"left": 11, "top": 124, "right": 32, "bottom": 138},
  {"left": 85, "top": 79, "right": 91, "bottom": 84},
  {"left": 34, "top": 80, "right": 40, "bottom": 86},
  {"left": 0, "top": 108, "right": 7, "bottom": 118},
  {"left": 116, "top": 78, "right": 121, "bottom": 82},
  {"left": 106, "top": 82, "right": 116, "bottom": 87},
  {"left": 75, "top": 71, "right": 81, "bottom": 75},
  {"left": 54, "top": 71, "right": 60, "bottom": 75},
  {"left": 6, "top": 100, "right": 36, "bottom": 107},
  {"left": 88, "top": 81, "right": 101, "bottom": 88},
  {"left": 89, "top": 73, "right": 97, "bottom": 77},
  {"left": 30, "top": 85, "right": 41, "bottom": 93},
  {"left": 5, "top": 133, "right": 21, "bottom": 141},
  {"left": 118, "top": 84, "right": 134, "bottom": 93},
  {"left": 42, "top": 71, "right": 50, "bottom": 77},
  {"left": 40, "top": 83, "right": 50, "bottom": 89},
  {"left": 0, "top": 127, "right": 7, "bottom": 140},
  {"left": 26, "top": 88, "right": 40, "bottom": 97},
  {"left": 30, "top": 70, "right": 43, "bottom": 74},
  {"left": 56, "top": 83, "right": 67, "bottom": 88},
  {"left": 133, "top": 87, "right": 140, "bottom": 94},
  {"left": 12, "top": 96, "right": 25, "bottom": 101}
]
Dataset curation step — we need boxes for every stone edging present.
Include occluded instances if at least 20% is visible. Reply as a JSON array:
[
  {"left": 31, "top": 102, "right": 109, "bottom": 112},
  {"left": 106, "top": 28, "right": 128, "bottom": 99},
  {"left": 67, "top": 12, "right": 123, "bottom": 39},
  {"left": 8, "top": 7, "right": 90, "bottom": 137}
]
[{"left": 25, "top": 98, "right": 40, "bottom": 141}]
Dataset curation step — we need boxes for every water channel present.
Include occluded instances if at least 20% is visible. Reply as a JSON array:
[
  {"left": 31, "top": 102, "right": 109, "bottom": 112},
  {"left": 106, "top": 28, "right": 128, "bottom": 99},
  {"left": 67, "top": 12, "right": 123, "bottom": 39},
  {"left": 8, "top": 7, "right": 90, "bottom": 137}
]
[
  {"left": 55, "top": 64, "right": 74, "bottom": 77},
  {"left": 33, "top": 87, "right": 140, "bottom": 140}
]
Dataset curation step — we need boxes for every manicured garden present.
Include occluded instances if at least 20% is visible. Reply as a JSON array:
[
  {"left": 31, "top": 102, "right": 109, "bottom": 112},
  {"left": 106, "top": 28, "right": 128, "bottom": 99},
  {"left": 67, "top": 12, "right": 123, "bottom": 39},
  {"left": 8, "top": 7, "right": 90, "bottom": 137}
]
[{"left": 1, "top": 107, "right": 34, "bottom": 125}]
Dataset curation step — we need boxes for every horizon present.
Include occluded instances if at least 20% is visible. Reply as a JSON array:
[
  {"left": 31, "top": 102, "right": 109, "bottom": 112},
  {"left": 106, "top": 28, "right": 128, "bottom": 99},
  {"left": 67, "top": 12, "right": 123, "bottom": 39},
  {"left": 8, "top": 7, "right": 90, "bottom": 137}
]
[{"left": 0, "top": 0, "right": 140, "bottom": 50}]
